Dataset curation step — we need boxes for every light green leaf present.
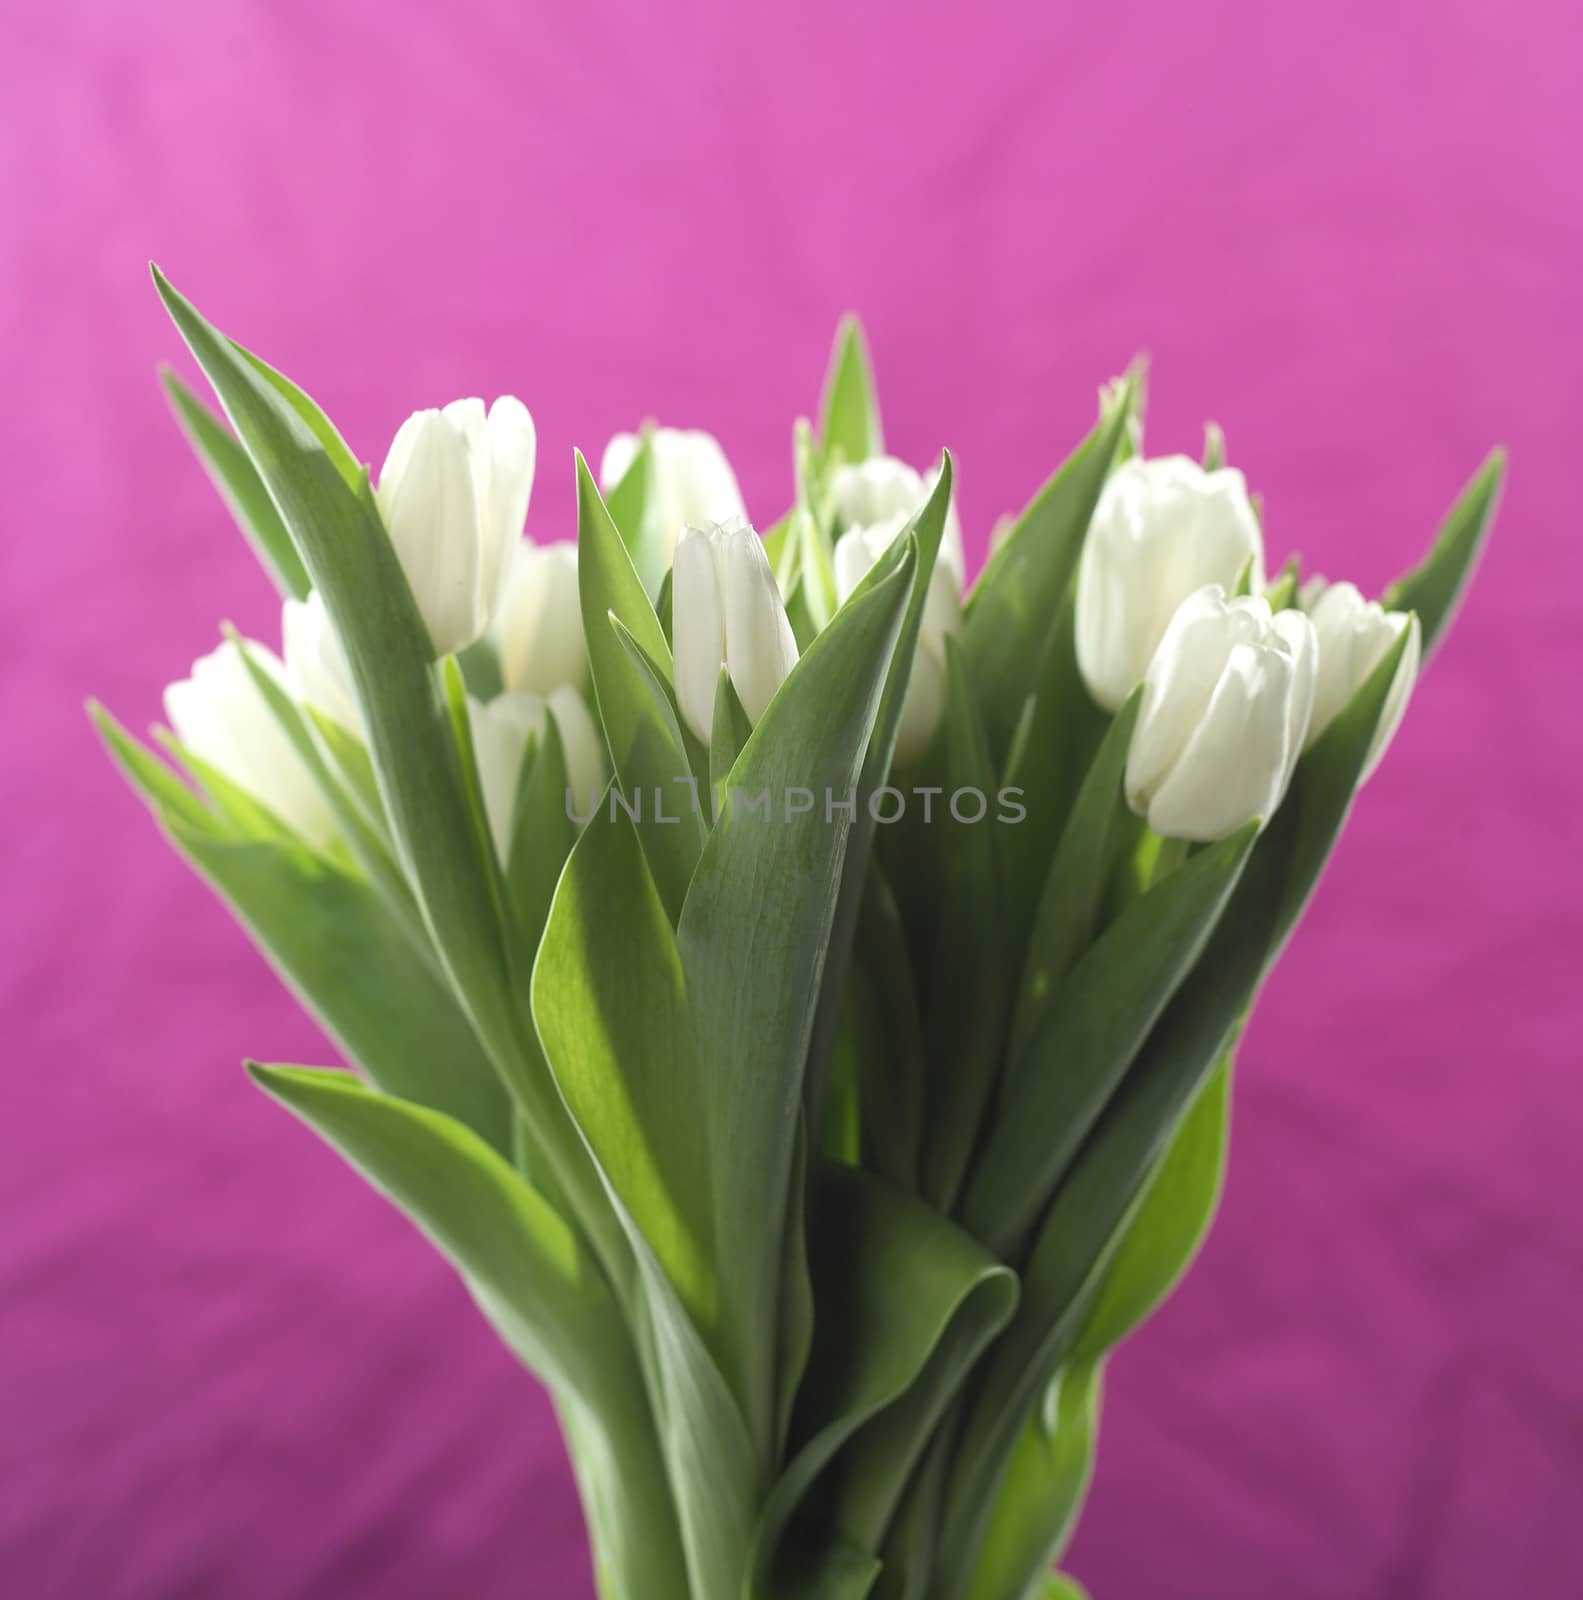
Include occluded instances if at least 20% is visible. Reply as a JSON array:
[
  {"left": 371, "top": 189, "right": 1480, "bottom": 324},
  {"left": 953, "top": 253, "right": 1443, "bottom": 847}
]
[
  {"left": 933, "top": 623, "right": 1421, "bottom": 1593},
  {"left": 818, "top": 316, "right": 884, "bottom": 465},
  {"left": 711, "top": 665, "right": 754, "bottom": 803},
  {"left": 150, "top": 269, "right": 523, "bottom": 1087},
  {"left": 115, "top": 751, "right": 511, "bottom": 1149},
  {"left": 578, "top": 453, "right": 705, "bottom": 920},
  {"left": 247, "top": 1065, "right": 691, "bottom": 1600},
  {"left": 1068, "top": 1052, "right": 1233, "bottom": 1361},
  {"left": 752, "top": 1166, "right": 1017, "bottom": 1592},
  {"left": 681, "top": 545, "right": 917, "bottom": 1459},
  {"left": 504, "top": 716, "right": 576, "bottom": 947},
  {"left": 161, "top": 367, "right": 311, "bottom": 599},
  {"left": 604, "top": 431, "right": 675, "bottom": 600},
  {"left": 1382, "top": 448, "right": 1505, "bottom": 658},
  {"left": 533, "top": 802, "right": 714, "bottom": 1340},
  {"left": 965, "top": 1362, "right": 1103, "bottom": 1600},
  {"left": 962, "top": 822, "right": 1257, "bottom": 1258},
  {"left": 962, "top": 387, "right": 1134, "bottom": 762}
]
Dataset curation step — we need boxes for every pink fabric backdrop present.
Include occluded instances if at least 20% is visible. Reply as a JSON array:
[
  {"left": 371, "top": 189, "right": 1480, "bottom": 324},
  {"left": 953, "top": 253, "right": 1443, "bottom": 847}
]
[{"left": 4, "top": 2, "right": 1580, "bottom": 1595}]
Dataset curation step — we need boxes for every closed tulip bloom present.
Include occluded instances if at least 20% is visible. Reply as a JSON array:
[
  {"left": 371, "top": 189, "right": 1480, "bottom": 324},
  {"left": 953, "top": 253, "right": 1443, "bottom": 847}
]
[
  {"left": 164, "top": 640, "right": 337, "bottom": 848},
  {"left": 599, "top": 427, "right": 747, "bottom": 566},
  {"left": 830, "top": 456, "right": 964, "bottom": 581},
  {"left": 1125, "top": 586, "right": 1317, "bottom": 843},
  {"left": 834, "top": 512, "right": 962, "bottom": 766},
  {"left": 376, "top": 396, "right": 537, "bottom": 657},
  {"left": 490, "top": 540, "right": 586, "bottom": 696},
  {"left": 1076, "top": 455, "right": 1265, "bottom": 711},
  {"left": 672, "top": 517, "right": 799, "bottom": 746},
  {"left": 469, "top": 687, "right": 608, "bottom": 859},
  {"left": 1303, "top": 580, "right": 1421, "bottom": 781},
  {"left": 282, "top": 590, "right": 361, "bottom": 735}
]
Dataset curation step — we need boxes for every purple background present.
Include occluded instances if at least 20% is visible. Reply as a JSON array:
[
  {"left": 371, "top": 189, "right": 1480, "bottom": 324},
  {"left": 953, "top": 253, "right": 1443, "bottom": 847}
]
[{"left": 4, "top": 2, "right": 1580, "bottom": 1595}]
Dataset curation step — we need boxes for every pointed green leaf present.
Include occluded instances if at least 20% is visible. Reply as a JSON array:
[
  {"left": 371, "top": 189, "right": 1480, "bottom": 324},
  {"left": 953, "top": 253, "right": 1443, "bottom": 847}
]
[
  {"left": 963, "top": 387, "right": 1133, "bottom": 761},
  {"left": 579, "top": 454, "right": 706, "bottom": 919},
  {"left": 681, "top": 544, "right": 916, "bottom": 1458},
  {"left": 965, "top": 1362, "right": 1103, "bottom": 1600},
  {"left": 919, "top": 640, "right": 1009, "bottom": 1211},
  {"left": 963, "top": 822, "right": 1256, "bottom": 1257},
  {"left": 1068, "top": 1052, "right": 1233, "bottom": 1361},
  {"left": 161, "top": 368, "right": 311, "bottom": 599},
  {"left": 1007, "top": 690, "right": 1142, "bottom": 1068},
  {"left": 150, "top": 269, "right": 523, "bottom": 1085},
  {"left": 1382, "top": 448, "right": 1505, "bottom": 658},
  {"left": 934, "top": 624, "right": 1421, "bottom": 1593},
  {"left": 247, "top": 1065, "right": 691, "bottom": 1600},
  {"left": 818, "top": 316, "right": 884, "bottom": 465}
]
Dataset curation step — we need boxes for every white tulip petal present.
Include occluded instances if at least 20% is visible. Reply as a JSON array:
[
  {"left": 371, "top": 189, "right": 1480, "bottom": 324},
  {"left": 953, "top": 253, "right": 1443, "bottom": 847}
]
[
  {"left": 547, "top": 685, "right": 609, "bottom": 821},
  {"left": 721, "top": 525, "right": 798, "bottom": 726},
  {"left": 468, "top": 690, "right": 547, "bottom": 861},
  {"left": 672, "top": 524, "right": 728, "bottom": 744},
  {"left": 283, "top": 591, "right": 362, "bottom": 735},
  {"left": 493, "top": 540, "right": 585, "bottom": 697},
  {"left": 479, "top": 397, "right": 537, "bottom": 618}
]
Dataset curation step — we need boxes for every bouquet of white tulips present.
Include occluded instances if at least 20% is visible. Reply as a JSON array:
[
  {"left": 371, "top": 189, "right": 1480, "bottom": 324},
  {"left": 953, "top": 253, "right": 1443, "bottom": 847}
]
[{"left": 95, "top": 269, "right": 1502, "bottom": 1600}]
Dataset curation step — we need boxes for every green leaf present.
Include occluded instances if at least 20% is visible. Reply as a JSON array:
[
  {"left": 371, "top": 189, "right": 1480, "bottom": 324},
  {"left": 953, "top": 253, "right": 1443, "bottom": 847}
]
[
  {"left": 163, "top": 811, "right": 511, "bottom": 1149},
  {"left": 504, "top": 715, "right": 576, "bottom": 947},
  {"left": 962, "top": 822, "right": 1257, "bottom": 1258},
  {"left": 995, "top": 594, "right": 1110, "bottom": 961},
  {"left": 1068, "top": 1052, "right": 1233, "bottom": 1361},
  {"left": 680, "top": 544, "right": 917, "bottom": 1459},
  {"left": 802, "top": 460, "right": 956, "bottom": 1140},
  {"left": 247, "top": 1066, "right": 691, "bottom": 1600},
  {"left": 533, "top": 803, "right": 714, "bottom": 1341},
  {"left": 578, "top": 453, "right": 706, "bottom": 920},
  {"left": 919, "top": 640, "right": 1009, "bottom": 1211},
  {"left": 962, "top": 387, "right": 1134, "bottom": 762},
  {"left": 852, "top": 866, "right": 927, "bottom": 1192},
  {"left": 89, "top": 700, "right": 216, "bottom": 835},
  {"left": 161, "top": 368, "right": 311, "bottom": 599},
  {"left": 965, "top": 1362, "right": 1103, "bottom": 1600},
  {"left": 532, "top": 803, "right": 760, "bottom": 1595},
  {"left": 1007, "top": 690, "right": 1142, "bottom": 1071},
  {"left": 1382, "top": 448, "right": 1505, "bottom": 658},
  {"left": 604, "top": 431, "right": 673, "bottom": 599},
  {"left": 752, "top": 1166, "right": 1017, "bottom": 1591},
  {"left": 818, "top": 316, "right": 884, "bottom": 465},
  {"left": 150, "top": 269, "right": 523, "bottom": 1085},
  {"left": 933, "top": 624, "right": 1420, "bottom": 1593},
  {"left": 711, "top": 666, "right": 755, "bottom": 802}
]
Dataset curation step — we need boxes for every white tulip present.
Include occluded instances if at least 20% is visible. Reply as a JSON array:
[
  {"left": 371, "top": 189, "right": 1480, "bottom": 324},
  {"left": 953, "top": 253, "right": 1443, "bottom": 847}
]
[
  {"left": 830, "top": 455, "right": 964, "bottom": 581},
  {"left": 1303, "top": 580, "right": 1421, "bottom": 781},
  {"left": 490, "top": 540, "right": 586, "bottom": 696},
  {"left": 1125, "top": 586, "right": 1317, "bottom": 843},
  {"left": 469, "top": 687, "right": 608, "bottom": 860},
  {"left": 376, "top": 396, "right": 537, "bottom": 657},
  {"left": 282, "top": 590, "right": 361, "bottom": 735},
  {"left": 1076, "top": 455, "right": 1265, "bottom": 711},
  {"left": 672, "top": 517, "right": 800, "bottom": 746},
  {"left": 834, "top": 512, "right": 962, "bottom": 766},
  {"left": 599, "top": 427, "right": 747, "bottom": 567},
  {"left": 164, "top": 640, "right": 337, "bottom": 848}
]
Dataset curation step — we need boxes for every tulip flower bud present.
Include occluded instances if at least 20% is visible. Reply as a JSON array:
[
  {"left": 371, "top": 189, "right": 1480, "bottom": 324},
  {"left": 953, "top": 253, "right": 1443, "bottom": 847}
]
[
  {"left": 1076, "top": 455, "right": 1265, "bottom": 711},
  {"left": 282, "top": 590, "right": 361, "bottom": 736},
  {"left": 599, "top": 427, "right": 747, "bottom": 567},
  {"left": 376, "top": 396, "right": 537, "bottom": 658},
  {"left": 1125, "top": 586, "right": 1316, "bottom": 843},
  {"left": 469, "top": 687, "right": 608, "bottom": 860},
  {"left": 489, "top": 540, "right": 586, "bottom": 697},
  {"left": 830, "top": 456, "right": 964, "bottom": 581},
  {"left": 672, "top": 517, "right": 800, "bottom": 747},
  {"left": 164, "top": 640, "right": 337, "bottom": 848},
  {"left": 1303, "top": 580, "right": 1421, "bottom": 781},
  {"left": 834, "top": 512, "right": 962, "bottom": 766}
]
